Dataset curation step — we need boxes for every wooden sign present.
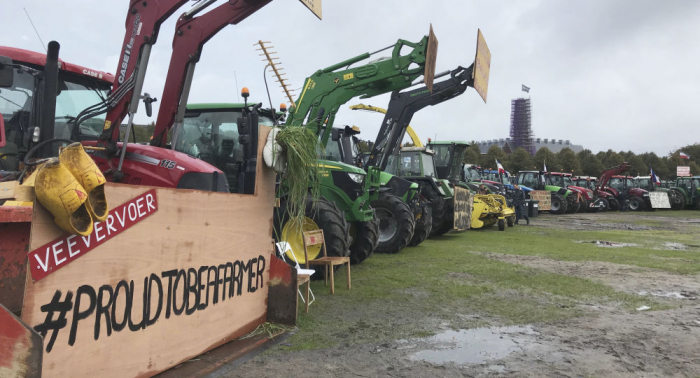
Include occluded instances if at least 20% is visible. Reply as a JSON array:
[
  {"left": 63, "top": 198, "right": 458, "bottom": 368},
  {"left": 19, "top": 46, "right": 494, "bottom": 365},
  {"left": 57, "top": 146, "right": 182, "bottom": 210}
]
[
  {"left": 453, "top": 186, "right": 473, "bottom": 231},
  {"left": 299, "top": 0, "right": 322, "bottom": 20},
  {"left": 21, "top": 128, "right": 277, "bottom": 378},
  {"left": 649, "top": 192, "right": 671, "bottom": 209},
  {"left": 424, "top": 24, "right": 439, "bottom": 93},
  {"left": 529, "top": 190, "right": 551, "bottom": 211},
  {"left": 677, "top": 166, "right": 691, "bottom": 177},
  {"left": 472, "top": 29, "right": 491, "bottom": 103},
  {"left": 28, "top": 189, "right": 158, "bottom": 281}
]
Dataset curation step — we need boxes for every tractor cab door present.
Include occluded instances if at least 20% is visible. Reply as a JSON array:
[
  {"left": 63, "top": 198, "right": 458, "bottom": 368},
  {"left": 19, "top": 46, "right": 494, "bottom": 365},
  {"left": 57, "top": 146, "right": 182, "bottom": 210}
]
[{"left": 518, "top": 172, "right": 539, "bottom": 189}]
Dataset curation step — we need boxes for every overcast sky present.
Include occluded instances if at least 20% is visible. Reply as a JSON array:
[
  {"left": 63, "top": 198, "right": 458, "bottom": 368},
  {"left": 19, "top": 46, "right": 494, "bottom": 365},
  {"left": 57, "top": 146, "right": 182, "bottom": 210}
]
[{"left": 2, "top": 0, "right": 699, "bottom": 155}]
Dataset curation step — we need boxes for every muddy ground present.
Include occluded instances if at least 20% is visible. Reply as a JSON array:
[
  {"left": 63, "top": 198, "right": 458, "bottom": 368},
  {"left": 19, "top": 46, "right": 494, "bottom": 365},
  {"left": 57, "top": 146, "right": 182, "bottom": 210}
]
[{"left": 227, "top": 212, "right": 700, "bottom": 378}]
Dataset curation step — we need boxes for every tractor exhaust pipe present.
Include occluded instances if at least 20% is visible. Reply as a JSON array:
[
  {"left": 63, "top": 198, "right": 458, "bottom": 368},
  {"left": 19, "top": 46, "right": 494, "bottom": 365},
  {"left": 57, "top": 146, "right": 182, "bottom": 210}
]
[{"left": 39, "top": 41, "right": 60, "bottom": 158}]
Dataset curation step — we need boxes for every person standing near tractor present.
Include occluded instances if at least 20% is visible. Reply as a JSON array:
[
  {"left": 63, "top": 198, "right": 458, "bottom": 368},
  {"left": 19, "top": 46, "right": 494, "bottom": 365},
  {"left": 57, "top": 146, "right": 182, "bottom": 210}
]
[{"left": 513, "top": 185, "right": 529, "bottom": 225}]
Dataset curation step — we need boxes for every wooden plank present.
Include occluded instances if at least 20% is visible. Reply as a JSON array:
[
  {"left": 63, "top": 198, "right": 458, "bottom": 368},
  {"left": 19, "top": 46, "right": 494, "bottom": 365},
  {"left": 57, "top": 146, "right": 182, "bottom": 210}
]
[
  {"left": 453, "top": 186, "right": 473, "bottom": 231},
  {"left": 303, "top": 230, "right": 324, "bottom": 246},
  {"left": 0, "top": 181, "right": 34, "bottom": 202},
  {"left": 20, "top": 127, "right": 278, "bottom": 378},
  {"left": 0, "top": 304, "right": 42, "bottom": 378},
  {"left": 424, "top": 24, "right": 439, "bottom": 93},
  {"left": 530, "top": 190, "right": 551, "bottom": 211},
  {"left": 472, "top": 29, "right": 491, "bottom": 103},
  {"left": 298, "top": 0, "right": 322, "bottom": 20}
]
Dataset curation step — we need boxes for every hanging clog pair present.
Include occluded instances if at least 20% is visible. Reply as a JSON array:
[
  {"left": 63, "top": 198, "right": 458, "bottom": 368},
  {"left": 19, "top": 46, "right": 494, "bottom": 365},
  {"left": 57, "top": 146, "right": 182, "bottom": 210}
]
[{"left": 34, "top": 143, "right": 109, "bottom": 236}]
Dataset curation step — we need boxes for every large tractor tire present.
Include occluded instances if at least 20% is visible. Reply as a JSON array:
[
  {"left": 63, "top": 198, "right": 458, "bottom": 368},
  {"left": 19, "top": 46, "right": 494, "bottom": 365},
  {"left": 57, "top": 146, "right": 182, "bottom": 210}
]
[
  {"left": 628, "top": 196, "right": 646, "bottom": 211},
  {"left": 566, "top": 195, "right": 579, "bottom": 213},
  {"left": 274, "top": 195, "right": 349, "bottom": 279},
  {"left": 431, "top": 197, "right": 454, "bottom": 237},
  {"left": 578, "top": 199, "right": 588, "bottom": 213},
  {"left": 550, "top": 193, "right": 568, "bottom": 214},
  {"left": 608, "top": 197, "right": 619, "bottom": 211},
  {"left": 422, "top": 185, "right": 446, "bottom": 232},
  {"left": 372, "top": 192, "right": 415, "bottom": 254},
  {"left": 669, "top": 189, "right": 686, "bottom": 210},
  {"left": 348, "top": 216, "right": 380, "bottom": 265},
  {"left": 408, "top": 199, "right": 432, "bottom": 247}
]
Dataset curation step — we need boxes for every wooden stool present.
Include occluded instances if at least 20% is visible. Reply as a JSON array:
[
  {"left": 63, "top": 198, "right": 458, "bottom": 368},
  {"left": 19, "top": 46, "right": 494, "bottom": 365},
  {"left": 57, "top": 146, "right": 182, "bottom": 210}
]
[{"left": 303, "top": 230, "right": 351, "bottom": 294}]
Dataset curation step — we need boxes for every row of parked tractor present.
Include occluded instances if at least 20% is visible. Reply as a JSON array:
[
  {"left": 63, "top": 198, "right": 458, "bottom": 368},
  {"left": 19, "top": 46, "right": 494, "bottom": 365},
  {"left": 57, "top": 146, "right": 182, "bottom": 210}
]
[
  {"left": 3, "top": 0, "right": 695, "bottom": 281},
  {"left": 464, "top": 161, "right": 700, "bottom": 215}
]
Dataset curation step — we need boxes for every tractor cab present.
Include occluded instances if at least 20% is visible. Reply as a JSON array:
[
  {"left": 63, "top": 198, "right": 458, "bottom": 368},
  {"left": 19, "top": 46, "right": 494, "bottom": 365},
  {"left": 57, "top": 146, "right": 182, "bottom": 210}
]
[
  {"left": 175, "top": 103, "right": 276, "bottom": 193},
  {"left": 671, "top": 176, "right": 700, "bottom": 209},
  {"left": 0, "top": 47, "right": 113, "bottom": 171},
  {"left": 426, "top": 140, "right": 468, "bottom": 185}
]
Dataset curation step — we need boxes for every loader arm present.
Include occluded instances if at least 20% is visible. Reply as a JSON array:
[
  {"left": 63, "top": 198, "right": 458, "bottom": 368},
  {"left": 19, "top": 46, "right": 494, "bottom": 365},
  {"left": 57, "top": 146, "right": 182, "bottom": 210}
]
[
  {"left": 348, "top": 104, "right": 424, "bottom": 148},
  {"left": 284, "top": 35, "right": 435, "bottom": 147},
  {"left": 100, "top": 0, "right": 192, "bottom": 144},
  {"left": 360, "top": 65, "right": 474, "bottom": 172},
  {"left": 150, "top": 0, "right": 273, "bottom": 147},
  {"left": 596, "top": 162, "right": 631, "bottom": 192}
]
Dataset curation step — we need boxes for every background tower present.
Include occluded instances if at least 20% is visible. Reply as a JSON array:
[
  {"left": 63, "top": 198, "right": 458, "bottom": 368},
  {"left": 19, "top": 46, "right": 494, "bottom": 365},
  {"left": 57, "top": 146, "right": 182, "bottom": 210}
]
[{"left": 510, "top": 98, "right": 535, "bottom": 155}]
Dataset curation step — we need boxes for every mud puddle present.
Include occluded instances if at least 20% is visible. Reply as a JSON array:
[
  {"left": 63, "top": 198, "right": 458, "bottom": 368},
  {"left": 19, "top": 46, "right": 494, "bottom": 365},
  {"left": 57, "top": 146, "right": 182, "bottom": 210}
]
[
  {"left": 408, "top": 325, "right": 537, "bottom": 365},
  {"left": 637, "top": 290, "right": 697, "bottom": 300},
  {"left": 576, "top": 240, "right": 639, "bottom": 248}
]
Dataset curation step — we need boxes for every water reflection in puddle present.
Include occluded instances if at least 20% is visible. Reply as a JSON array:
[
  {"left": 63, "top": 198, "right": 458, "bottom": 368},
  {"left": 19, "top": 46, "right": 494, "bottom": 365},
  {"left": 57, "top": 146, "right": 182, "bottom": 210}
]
[{"left": 409, "top": 326, "right": 537, "bottom": 365}]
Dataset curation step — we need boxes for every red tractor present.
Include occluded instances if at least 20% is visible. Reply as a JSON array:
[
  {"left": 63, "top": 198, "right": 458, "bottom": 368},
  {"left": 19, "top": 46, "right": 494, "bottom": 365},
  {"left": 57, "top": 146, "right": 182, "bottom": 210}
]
[
  {"left": 546, "top": 172, "right": 607, "bottom": 212},
  {"left": 597, "top": 163, "right": 651, "bottom": 211},
  {"left": 1, "top": 0, "right": 274, "bottom": 193}
]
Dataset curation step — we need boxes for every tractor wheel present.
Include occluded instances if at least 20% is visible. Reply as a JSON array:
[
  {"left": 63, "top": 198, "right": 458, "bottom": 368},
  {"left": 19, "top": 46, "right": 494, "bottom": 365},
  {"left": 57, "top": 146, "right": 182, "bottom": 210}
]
[
  {"left": 628, "top": 196, "right": 645, "bottom": 211},
  {"left": 566, "top": 195, "right": 579, "bottom": 213},
  {"left": 669, "top": 189, "right": 686, "bottom": 210},
  {"left": 408, "top": 199, "right": 432, "bottom": 247},
  {"left": 372, "top": 192, "right": 415, "bottom": 254},
  {"left": 550, "top": 193, "right": 568, "bottom": 214},
  {"left": 507, "top": 216, "right": 515, "bottom": 227},
  {"left": 578, "top": 199, "right": 588, "bottom": 213},
  {"left": 498, "top": 219, "right": 505, "bottom": 231},
  {"left": 431, "top": 197, "right": 454, "bottom": 237},
  {"left": 694, "top": 198, "right": 700, "bottom": 210},
  {"left": 348, "top": 216, "right": 380, "bottom": 265},
  {"left": 274, "top": 195, "right": 349, "bottom": 279},
  {"left": 608, "top": 198, "right": 619, "bottom": 211},
  {"left": 422, "top": 185, "right": 446, "bottom": 232}
]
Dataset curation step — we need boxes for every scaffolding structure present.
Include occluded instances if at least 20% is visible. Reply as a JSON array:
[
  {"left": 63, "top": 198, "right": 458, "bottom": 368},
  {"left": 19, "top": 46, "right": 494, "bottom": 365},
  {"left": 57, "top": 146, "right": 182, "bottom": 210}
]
[{"left": 510, "top": 98, "right": 535, "bottom": 155}]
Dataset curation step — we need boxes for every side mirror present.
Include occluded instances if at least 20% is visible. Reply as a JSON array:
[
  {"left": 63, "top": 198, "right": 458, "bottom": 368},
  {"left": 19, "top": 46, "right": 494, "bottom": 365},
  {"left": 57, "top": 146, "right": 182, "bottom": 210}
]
[
  {"left": 0, "top": 56, "right": 13, "bottom": 88},
  {"left": 0, "top": 113, "right": 5, "bottom": 147}
]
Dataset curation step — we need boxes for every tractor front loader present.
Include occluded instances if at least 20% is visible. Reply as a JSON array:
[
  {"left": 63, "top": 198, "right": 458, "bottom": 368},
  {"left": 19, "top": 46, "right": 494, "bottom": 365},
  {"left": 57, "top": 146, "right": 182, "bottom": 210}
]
[
  {"left": 257, "top": 29, "right": 438, "bottom": 260},
  {"left": 349, "top": 52, "right": 490, "bottom": 241}
]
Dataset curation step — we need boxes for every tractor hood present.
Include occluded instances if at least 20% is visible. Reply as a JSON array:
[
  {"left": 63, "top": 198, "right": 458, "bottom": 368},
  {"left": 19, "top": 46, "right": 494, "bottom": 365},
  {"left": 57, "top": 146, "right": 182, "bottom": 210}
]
[
  {"left": 568, "top": 186, "right": 594, "bottom": 200},
  {"left": 629, "top": 188, "right": 650, "bottom": 198},
  {"left": 545, "top": 185, "right": 570, "bottom": 197}
]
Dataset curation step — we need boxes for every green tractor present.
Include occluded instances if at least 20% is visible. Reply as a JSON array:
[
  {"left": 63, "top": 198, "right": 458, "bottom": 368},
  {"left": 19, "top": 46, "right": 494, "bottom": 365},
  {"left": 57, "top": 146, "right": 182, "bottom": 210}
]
[
  {"left": 271, "top": 32, "right": 439, "bottom": 260},
  {"left": 635, "top": 175, "right": 686, "bottom": 210},
  {"left": 515, "top": 171, "right": 576, "bottom": 214},
  {"left": 668, "top": 176, "right": 700, "bottom": 210}
]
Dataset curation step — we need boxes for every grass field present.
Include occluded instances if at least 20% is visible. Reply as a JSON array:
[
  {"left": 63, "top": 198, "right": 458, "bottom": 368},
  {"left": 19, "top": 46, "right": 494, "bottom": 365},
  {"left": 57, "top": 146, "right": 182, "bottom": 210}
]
[{"left": 277, "top": 211, "right": 700, "bottom": 352}]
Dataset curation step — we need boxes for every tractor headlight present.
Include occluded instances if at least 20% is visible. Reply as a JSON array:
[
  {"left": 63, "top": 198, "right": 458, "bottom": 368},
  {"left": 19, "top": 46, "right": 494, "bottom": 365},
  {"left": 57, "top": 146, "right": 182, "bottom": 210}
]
[{"left": 347, "top": 172, "right": 365, "bottom": 185}]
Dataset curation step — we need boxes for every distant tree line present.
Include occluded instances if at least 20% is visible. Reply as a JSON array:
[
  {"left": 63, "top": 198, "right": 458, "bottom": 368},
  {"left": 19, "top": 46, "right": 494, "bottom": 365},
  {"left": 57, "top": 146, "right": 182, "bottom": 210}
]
[{"left": 463, "top": 143, "right": 700, "bottom": 179}]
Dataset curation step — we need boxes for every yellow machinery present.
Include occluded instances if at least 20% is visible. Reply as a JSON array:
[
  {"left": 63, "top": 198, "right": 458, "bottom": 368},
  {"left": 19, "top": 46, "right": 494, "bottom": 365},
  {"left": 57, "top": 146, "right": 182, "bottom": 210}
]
[{"left": 351, "top": 103, "right": 515, "bottom": 231}]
